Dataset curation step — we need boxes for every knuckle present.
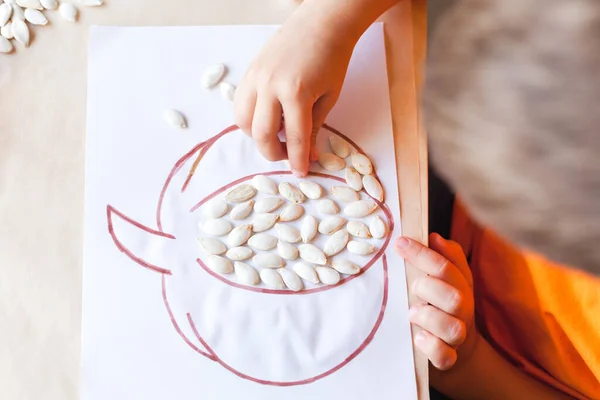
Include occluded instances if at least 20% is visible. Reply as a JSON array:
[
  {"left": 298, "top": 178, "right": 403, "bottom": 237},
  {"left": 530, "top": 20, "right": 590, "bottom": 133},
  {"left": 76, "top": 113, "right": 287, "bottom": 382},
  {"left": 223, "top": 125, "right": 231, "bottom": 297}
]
[
  {"left": 447, "top": 320, "right": 467, "bottom": 346},
  {"left": 252, "top": 130, "right": 273, "bottom": 143},
  {"left": 436, "top": 352, "right": 457, "bottom": 371},
  {"left": 447, "top": 289, "right": 465, "bottom": 314},
  {"left": 285, "top": 134, "right": 305, "bottom": 147},
  {"left": 279, "top": 79, "right": 308, "bottom": 102},
  {"left": 436, "top": 259, "right": 452, "bottom": 279}
]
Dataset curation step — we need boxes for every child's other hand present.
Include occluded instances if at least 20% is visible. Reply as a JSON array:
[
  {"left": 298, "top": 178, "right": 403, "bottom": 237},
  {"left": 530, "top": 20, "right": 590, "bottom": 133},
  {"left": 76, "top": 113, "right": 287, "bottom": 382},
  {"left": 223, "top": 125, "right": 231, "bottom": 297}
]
[
  {"left": 234, "top": 4, "right": 357, "bottom": 177},
  {"left": 396, "top": 233, "right": 480, "bottom": 371}
]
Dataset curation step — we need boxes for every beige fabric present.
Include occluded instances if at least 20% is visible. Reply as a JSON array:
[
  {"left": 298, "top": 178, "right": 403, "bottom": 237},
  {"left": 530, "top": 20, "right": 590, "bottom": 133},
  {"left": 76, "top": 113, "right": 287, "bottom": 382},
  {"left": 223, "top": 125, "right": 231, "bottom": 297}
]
[{"left": 0, "top": 1, "right": 428, "bottom": 398}]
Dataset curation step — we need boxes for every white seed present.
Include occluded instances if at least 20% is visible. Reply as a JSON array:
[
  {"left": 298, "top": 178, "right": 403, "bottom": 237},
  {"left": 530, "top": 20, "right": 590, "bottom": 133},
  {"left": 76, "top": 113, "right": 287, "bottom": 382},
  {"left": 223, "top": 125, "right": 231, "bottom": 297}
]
[
  {"left": 0, "top": 3, "right": 12, "bottom": 27},
  {"left": 347, "top": 220, "right": 371, "bottom": 239},
  {"left": 78, "top": 0, "right": 103, "bottom": 6},
  {"left": 275, "top": 223, "right": 301, "bottom": 243},
  {"left": 205, "top": 255, "right": 234, "bottom": 274},
  {"left": 220, "top": 82, "right": 236, "bottom": 102},
  {"left": 370, "top": 216, "right": 387, "bottom": 239},
  {"left": 24, "top": 8, "right": 47, "bottom": 25},
  {"left": 318, "top": 216, "right": 346, "bottom": 235},
  {"left": 345, "top": 166, "right": 363, "bottom": 191},
  {"left": 198, "top": 237, "right": 227, "bottom": 255},
  {"left": 331, "top": 259, "right": 360, "bottom": 275},
  {"left": 301, "top": 215, "right": 318, "bottom": 243},
  {"left": 227, "top": 224, "right": 253, "bottom": 247},
  {"left": 226, "top": 184, "right": 256, "bottom": 203},
  {"left": 59, "top": 2, "right": 78, "bottom": 22},
  {"left": 201, "top": 63, "right": 226, "bottom": 89},
  {"left": 252, "top": 175, "right": 278, "bottom": 195},
  {"left": 324, "top": 229, "right": 349, "bottom": 257},
  {"left": 253, "top": 253, "right": 284, "bottom": 269},
  {"left": 11, "top": 4, "right": 25, "bottom": 21},
  {"left": 163, "top": 109, "right": 187, "bottom": 129},
  {"left": 201, "top": 219, "right": 233, "bottom": 236},
  {"left": 16, "top": 0, "right": 42, "bottom": 10},
  {"left": 247, "top": 233, "right": 277, "bottom": 251},
  {"left": 316, "top": 266, "right": 341, "bottom": 286},
  {"left": 204, "top": 199, "right": 228, "bottom": 218},
  {"left": 318, "top": 153, "right": 345, "bottom": 171},
  {"left": 40, "top": 0, "right": 58, "bottom": 9},
  {"left": 279, "top": 182, "right": 305, "bottom": 203},
  {"left": 277, "top": 241, "right": 299, "bottom": 260},
  {"left": 329, "top": 135, "right": 351, "bottom": 159},
  {"left": 330, "top": 186, "right": 360, "bottom": 203},
  {"left": 252, "top": 213, "right": 278, "bottom": 232},
  {"left": 1, "top": 22, "right": 13, "bottom": 40},
  {"left": 347, "top": 240, "right": 377, "bottom": 255},
  {"left": 316, "top": 199, "right": 339, "bottom": 215},
  {"left": 298, "top": 181, "right": 323, "bottom": 200},
  {"left": 259, "top": 268, "right": 286, "bottom": 289},
  {"left": 278, "top": 203, "right": 304, "bottom": 222},
  {"left": 351, "top": 152, "right": 374, "bottom": 175},
  {"left": 344, "top": 200, "right": 378, "bottom": 218},
  {"left": 278, "top": 269, "right": 304, "bottom": 291},
  {"left": 363, "top": 175, "right": 384, "bottom": 202},
  {"left": 226, "top": 246, "right": 253, "bottom": 261},
  {"left": 0, "top": 36, "right": 12, "bottom": 53},
  {"left": 11, "top": 19, "right": 28, "bottom": 47},
  {"left": 298, "top": 244, "right": 327, "bottom": 265},
  {"left": 254, "top": 197, "right": 283, "bottom": 213},
  {"left": 230, "top": 200, "right": 255, "bottom": 220},
  {"left": 234, "top": 262, "right": 260, "bottom": 285},
  {"left": 293, "top": 262, "right": 320, "bottom": 284}
]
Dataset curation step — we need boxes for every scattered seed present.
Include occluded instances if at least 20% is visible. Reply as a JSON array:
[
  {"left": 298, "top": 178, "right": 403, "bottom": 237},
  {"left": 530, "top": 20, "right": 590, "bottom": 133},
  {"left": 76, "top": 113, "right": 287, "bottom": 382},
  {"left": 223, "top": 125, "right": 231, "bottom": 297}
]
[
  {"left": 0, "top": 36, "right": 12, "bottom": 53},
  {"left": 234, "top": 262, "right": 260, "bottom": 285},
  {"left": 344, "top": 199, "right": 378, "bottom": 218},
  {"left": 347, "top": 240, "right": 377, "bottom": 255},
  {"left": 0, "top": 3, "right": 12, "bottom": 27},
  {"left": 16, "top": 0, "right": 42, "bottom": 10},
  {"left": 252, "top": 213, "right": 279, "bottom": 232},
  {"left": 220, "top": 81, "right": 236, "bottom": 102},
  {"left": 24, "top": 8, "right": 47, "bottom": 25},
  {"left": 363, "top": 175, "right": 384, "bottom": 202},
  {"left": 259, "top": 268, "right": 286, "bottom": 289},
  {"left": 279, "top": 182, "right": 305, "bottom": 203},
  {"left": 1, "top": 22, "right": 13, "bottom": 40},
  {"left": 316, "top": 266, "right": 341, "bottom": 286},
  {"left": 41, "top": 0, "right": 58, "bottom": 9},
  {"left": 247, "top": 233, "right": 278, "bottom": 251},
  {"left": 201, "top": 63, "right": 226, "bottom": 89},
  {"left": 347, "top": 220, "right": 371, "bottom": 238},
  {"left": 201, "top": 218, "right": 233, "bottom": 236},
  {"left": 277, "top": 241, "right": 299, "bottom": 260},
  {"left": 197, "top": 237, "right": 227, "bottom": 255},
  {"left": 253, "top": 253, "right": 284, "bottom": 269},
  {"left": 11, "top": 19, "right": 29, "bottom": 47},
  {"left": 331, "top": 259, "right": 360, "bottom": 275},
  {"left": 230, "top": 200, "right": 255, "bottom": 220},
  {"left": 351, "top": 152, "right": 373, "bottom": 175},
  {"left": 204, "top": 199, "right": 228, "bottom": 219},
  {"left": 278, "top": 268, "right": 304, "bottom": 291},
  {"left": 78, "top": 0, "right": 103, "bottom": 6},
  {"left": 227, "top": 224, "right": 252, "bottom": 247},
  {"left": 11, "top": 4, "right": 25, "bottom": 21},
  {"left": 318, "top": 216, "right": 346, "bottom": 235},
  {"left": 226, "top": 246, "right": 253, "bottom": 261},
  {"left": 298, "top": 181, "right": 323, "bottom": 200},
  {"left": 345, "top": 166, "right": 363, "bottom": 191},
  {"left": 316, "top": 199, "right": 339, "bottom": 215},
  {"left": 254, "top": 197, "right": 283, "bottom": 213},
  {"left": 278, "top": 203, "right": 304, "bottom": 222},
  {"left": 226, "top": 184, "right": 256, "bottom": 203},
  {"left": 324, "top": 229, "right": 349, "bottom": 257},
  {"left": 252, "top": 174, "right": 278, "bottom": 195},
  {"left": 293, "top": 262, "right": 320, "bottom": 284},
  {"left": 275, "top": 223, "right": 301, "bottom": 243},
  {"left": 330, "top": 186, "right": 360, "bottom": 203},
  {"left": 370, "top": 215, "right": 387, "bottom": 239},
  {"left": 301, "top": 215, "right": 318, "bottom": 243},
  {"left": 59, "top": 2, "right": 78, "bottom": 22},
  {"left": 329, "top": 135, "right": 351, "bottom": 159},
  {"left": 205, "top": 255, "right": 234, "bottom": 274},
  {"left": 163, "top": 109, "right": 187, "bottom": 129},
  {"left": 318, "top": 153, "right": 345, "bottom": 171},
  {"left": 298, "top": 244, "right": 327, "bottom": 265}
]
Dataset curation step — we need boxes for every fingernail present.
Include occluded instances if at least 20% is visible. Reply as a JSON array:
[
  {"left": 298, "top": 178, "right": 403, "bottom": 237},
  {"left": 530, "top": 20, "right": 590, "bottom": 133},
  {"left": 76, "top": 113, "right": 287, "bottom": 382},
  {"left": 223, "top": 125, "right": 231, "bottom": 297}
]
[
  {"left": 292, "top": 169, "right": 306, "bottom": 178},
  {"left": 415, "top": 331, "right": 427, "bottom": 344},
  {"left": 396, "top": 237, "right": 410, "bottom": 249}
]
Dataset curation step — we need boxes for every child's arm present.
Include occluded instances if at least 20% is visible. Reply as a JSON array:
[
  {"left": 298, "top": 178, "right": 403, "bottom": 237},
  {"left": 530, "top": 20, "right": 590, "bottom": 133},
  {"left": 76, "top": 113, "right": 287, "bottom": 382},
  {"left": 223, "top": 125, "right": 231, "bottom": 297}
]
[
  {"left": 397, "top": 234, "right": 573, "bottom": 400},
  {"left": 234, "top": 0, "right": 400, "bottom": 177}
]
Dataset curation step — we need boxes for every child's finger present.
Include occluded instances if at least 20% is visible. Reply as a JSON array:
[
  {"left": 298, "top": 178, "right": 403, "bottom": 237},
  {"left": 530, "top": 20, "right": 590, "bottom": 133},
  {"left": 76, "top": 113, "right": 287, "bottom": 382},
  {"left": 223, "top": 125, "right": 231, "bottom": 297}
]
[
  {"left": 429, "top": 233, "right": 473, "bottom": 288},
  {"left": 411, "top": 275, "right": 469, "bottom": 319},
  {"left": 251, "top": 97, "right": 286, "bottom": 161},
  {"left": 282, "top": 99, "right": 312, "bottom": 177},
  {"left": 233, "top": 83, "right": 257, "bottom": 137},
  {"left": 414, "top": 330, "right": 458, "bottom": 371},
  {"left": 409, "top": 304, "right": 467, "bottom": 347}
]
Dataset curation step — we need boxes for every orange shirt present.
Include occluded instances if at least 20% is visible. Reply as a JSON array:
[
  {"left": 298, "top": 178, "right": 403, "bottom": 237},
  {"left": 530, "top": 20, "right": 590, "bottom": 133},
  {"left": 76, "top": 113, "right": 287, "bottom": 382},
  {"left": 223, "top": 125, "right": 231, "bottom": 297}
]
[{"left": 451, "top": 201, "right": 600, "bottom": 399}]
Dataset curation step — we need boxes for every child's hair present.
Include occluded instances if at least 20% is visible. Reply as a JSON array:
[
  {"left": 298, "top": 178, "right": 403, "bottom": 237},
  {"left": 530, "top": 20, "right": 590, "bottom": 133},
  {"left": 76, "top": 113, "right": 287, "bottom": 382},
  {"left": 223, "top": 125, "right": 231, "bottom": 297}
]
[{"left": 423, "top": 0, "right": 600, "bottom": 275}]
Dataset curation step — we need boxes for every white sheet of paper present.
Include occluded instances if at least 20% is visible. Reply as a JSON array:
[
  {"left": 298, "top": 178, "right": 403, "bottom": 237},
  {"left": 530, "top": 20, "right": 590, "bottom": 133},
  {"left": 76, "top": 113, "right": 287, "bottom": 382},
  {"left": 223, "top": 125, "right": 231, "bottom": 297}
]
[{"left": 82, "top": 24, "right": 416, "bottom": 400}]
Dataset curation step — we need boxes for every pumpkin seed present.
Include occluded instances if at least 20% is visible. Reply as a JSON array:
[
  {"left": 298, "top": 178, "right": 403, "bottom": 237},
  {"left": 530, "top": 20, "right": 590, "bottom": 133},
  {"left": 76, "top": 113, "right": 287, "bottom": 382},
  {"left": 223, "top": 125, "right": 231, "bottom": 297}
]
[
  {"left": 11, "top": 19, "right": 29, "bottom": 47},
  {"left": 205, "top": 255, "right": 234, "bottom": 274},
  {"left": 163, "top": 109, "right": 187, "bottom": 129},
  {"left": 347, "top": 240, "right": 377, "bottom": 255},
  {"left": 1, "top": 22, "right": 13, "bottom": 40},
  {"left": 277, "top": 241, "right": 299, "bottom": 260},
  {"left": 198, "top": 237, "right": 227, "bottom": 255},
  {"left": 275, "top": 223, "right": 301, "bottom": 243},
  {"left": 247, "top": 233, "right": 278, "bottom": 251},
  {"left": 230, "top": 200, "right": 254, "bottom": 220},
  {"left": 318, "top": 153, "right": 345, "bottom": 171},
  {"left": 259, "top": 268, "right": 286, "bottom": 289},
  {"left": 0, "top": 36, "right": 12, "bottom": 53},
  {"left": 344, "top": 200, "right": 378, "bottom": 218},
  {"left": 16, "top": 0, "right": 42, "bottom": 10},
  {"left": 363, "top": 175, "right": 384, "bottom": 202},
  {"left": 234, "top": 262, "right": 260, "bottom": 285},
  {"left": 253, "top": 253, "right": 284, "bottom": 269},
  {"left": 331, "top": 259, "right": 360, "bottom": 275},
  {"left": 329, "top": 135, "right": 350, "bottom": 159},
  {"left": 330, "top": 186, "right": 360, "bottom": 203},
  {"left": 278, "top": 203, "right": 304, "bottom": 222},
  {"left": 279, "top": 182, "right": 305, "bottom": 203},
  {"left": 226, "top": 246, "right": 253, "bottom": 261},
  {"left": 318, "top": 216, "right": 346, "bottom": 235},
  {"left": 298, "top": 244, "right": 327, "bottom": 265},
  {"left": 298, "top": 181, "right": 323, "bottom": 200},
  {"left": 78, "top": 0, "right": 103, "bottom": 6},
  {"left": 346, "top": 220, "right": 371, "bottom": 238},
  {"left": 40, "top": 0, "right": 58, "bottom": 8},
  {"left": 204, "top": 199, "right": 228, "bottom": 218},
  {"left": 0, "top": 3, "right": 12, "bottom": 27},
  {"left": 24, "top": 8, "right": 47, "bottom": 25},
  {"left": 226, "top": 184, "right": 257, "bottom": 203},
  {"left": 293, "top": 262, "right": 320, "bottom": 284},
  {"left": 220, "top": 82, "right": 236, "bottom": 102},
  {"left": 252, "top": 213, "right": 279, "bottom": 232},
  {"left": 300, "top": 215, "right": 318, "bottom": 243},
  {"left": 59, "top": 2, "right": 78, "bottom": 22},
  {"left": 227, "top": 224, "right": 252, "bottom": 247},
  {"left": 201, "top": 63, "right": 226, "bottom": 89},
  {"left": 201, "top": 219, "right": 233, "bottom": 236},
  {"left": 316, "top": 199, "right": 339, "bottom": 215},
  {"left": 369, "top": 216, "right": 387, "bottom": 239},
  {"left": 351, "top": 152, "right": 373, "bottom": 175},
  {"left": 316, "top": 266, "right": 341, "bottom": 285},
  {"left": 278, "top": 268, "right": 304, "bottom": 291},
  {"left": 345, "top": 166, "right": 363, "bottom": 191},
  {"left": 252, "top": 174, "right": 278, "bottom": 195},
  {"left": 324, "top": 229, "right": 349, "bottom": 257}
]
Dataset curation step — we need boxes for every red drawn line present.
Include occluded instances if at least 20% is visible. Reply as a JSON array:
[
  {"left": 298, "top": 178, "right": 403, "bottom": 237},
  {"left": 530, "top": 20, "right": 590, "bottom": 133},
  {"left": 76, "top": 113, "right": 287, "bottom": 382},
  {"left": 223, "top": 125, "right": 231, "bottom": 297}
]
[
  {"left": 107, "top": 205, "right": 173, "bottom": 275},
  {"left": 186, "top": 253, "right": 389, "bottom": 387},
  {"left": 161, "top": 275, "right": 216, "bottom": 361}
]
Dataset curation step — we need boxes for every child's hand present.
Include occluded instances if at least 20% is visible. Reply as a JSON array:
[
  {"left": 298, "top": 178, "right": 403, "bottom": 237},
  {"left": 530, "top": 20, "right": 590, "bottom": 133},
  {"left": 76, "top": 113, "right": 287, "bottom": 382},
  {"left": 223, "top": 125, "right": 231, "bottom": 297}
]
[
  {"left": 396, "top": 233, "right": 480, "bottom": 371},
  {"left": 234, "top": 3, "right": 358, "bottom": 177}
]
